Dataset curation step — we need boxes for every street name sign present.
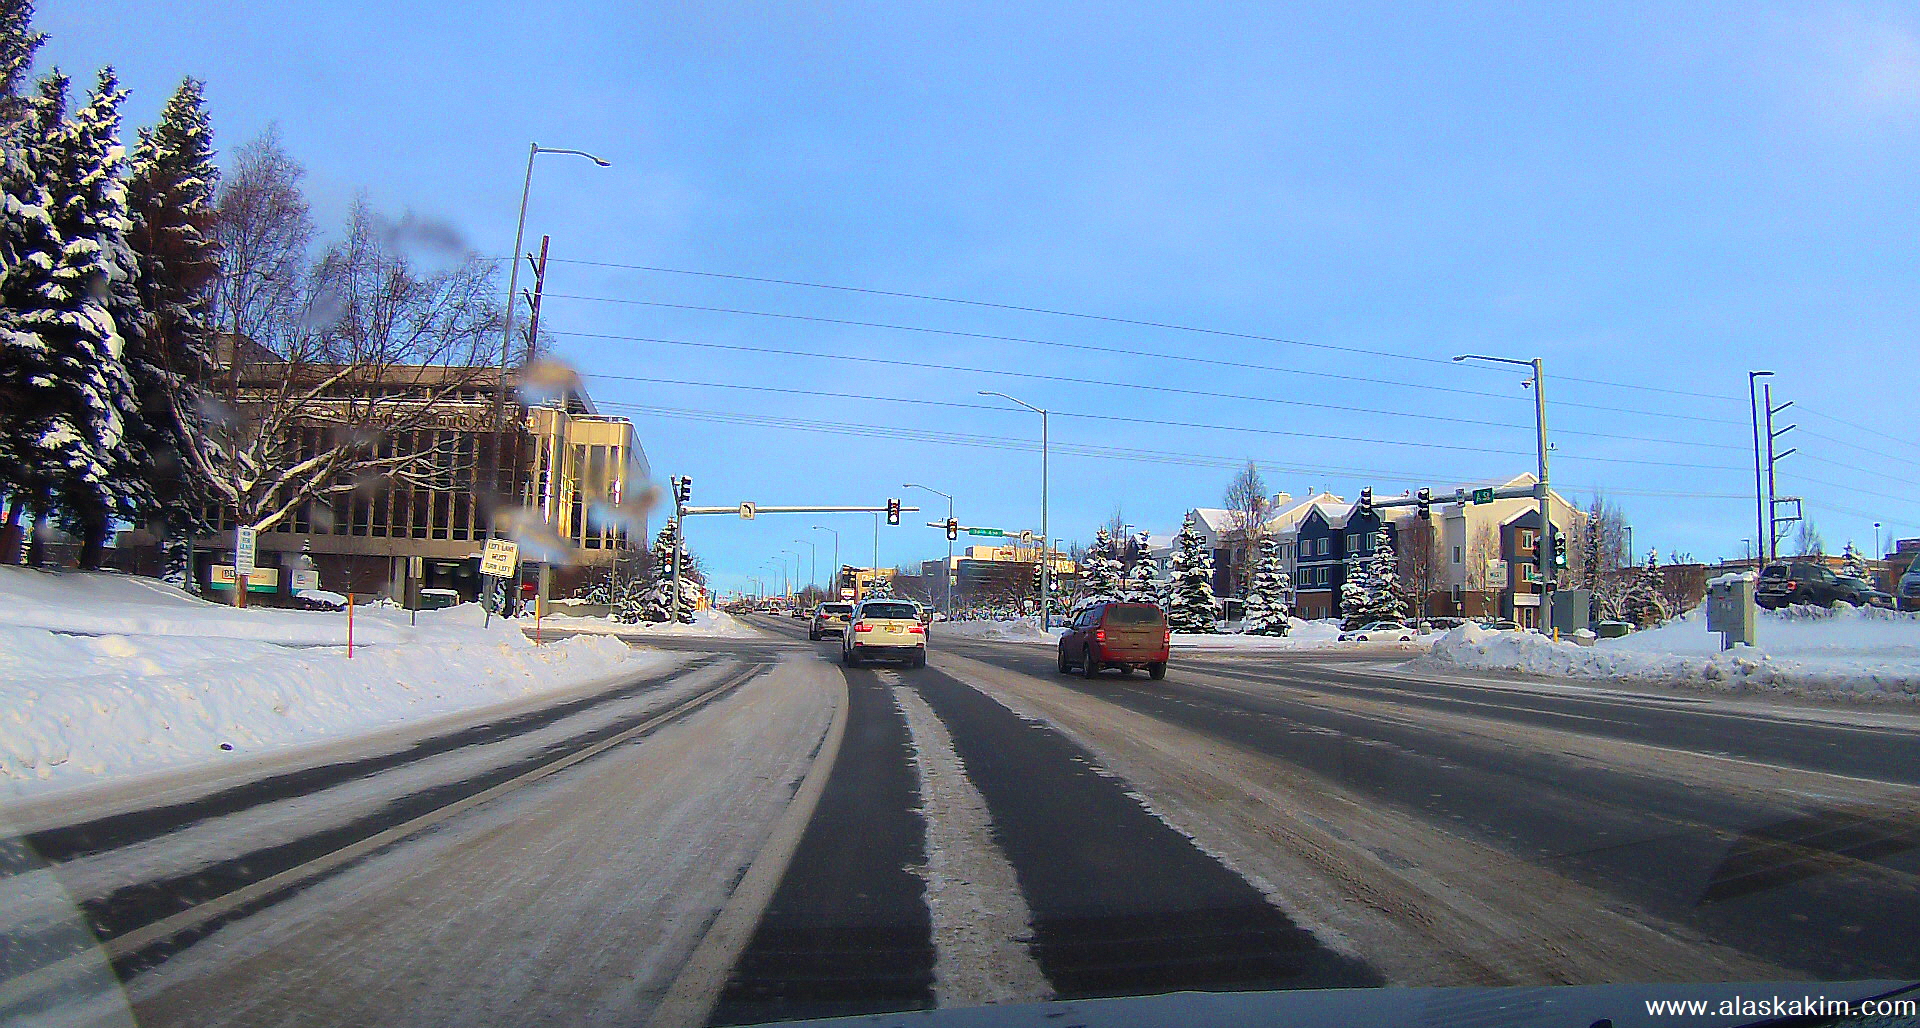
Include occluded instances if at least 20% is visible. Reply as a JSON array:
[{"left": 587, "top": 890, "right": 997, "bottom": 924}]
[
  {"left": 1472, "top": 487, "right": 1495, "bottom": 505},
  {"left": 969, "top": 528, "right": 1006, "bottom": 537}
]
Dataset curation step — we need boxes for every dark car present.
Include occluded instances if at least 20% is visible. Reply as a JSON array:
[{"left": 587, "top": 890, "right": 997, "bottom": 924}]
[
  {"left": 1755, "top": 561, "right": 1848, "bottom": 609},
  {"left": 1059, "top": 601, "right": 1170, "bottom": 680}
]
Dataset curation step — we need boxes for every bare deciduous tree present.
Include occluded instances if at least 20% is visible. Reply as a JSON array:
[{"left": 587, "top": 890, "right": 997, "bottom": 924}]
[
  {"left": 209, "top": 127, "right": 313, "bottom": 350},
  {"left": 1396, "top": 516, "right": 1440, "bottom": 622},
  {"left": 1222, "top": 461, "right": 1270, "bottom": 597},
  {"left": 191, "top": 193, "right": 505, "bottom": 534}
]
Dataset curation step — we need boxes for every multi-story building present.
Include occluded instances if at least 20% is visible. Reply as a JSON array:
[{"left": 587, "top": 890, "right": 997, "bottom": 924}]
[
  {"left": 1427, "top": 474, "right": 1585, "bottom": 628},
  {"left": 919, "top": 544, "right": 1077, "bottom": 607},
  {"left": 198, "top": 343, "right": 646, "bottom": 602}
]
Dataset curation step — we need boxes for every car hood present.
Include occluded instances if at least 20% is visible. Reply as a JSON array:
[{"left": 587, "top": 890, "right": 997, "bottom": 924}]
[{"left": 747, "top": 981, "right": 1915, "bottom": 1028}]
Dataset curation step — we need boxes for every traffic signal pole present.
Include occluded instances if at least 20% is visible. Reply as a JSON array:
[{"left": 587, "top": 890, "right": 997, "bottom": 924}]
[{"left": 1532, "top": 357, "right": 1552, "bottom": 634}]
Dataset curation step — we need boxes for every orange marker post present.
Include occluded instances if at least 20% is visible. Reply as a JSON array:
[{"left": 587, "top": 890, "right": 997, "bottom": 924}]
[{"left": 347, "top": 591, "right": 355, "bottom": 658}]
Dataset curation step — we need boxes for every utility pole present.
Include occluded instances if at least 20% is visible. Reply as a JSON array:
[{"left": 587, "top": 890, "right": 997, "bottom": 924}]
[
  {"left": 979, "top": 392, "right": 1050, "bottom": 625},
  {"left": 872, "top": 513, "right": 881, "bottom": 596},
  {"left": 1764, "top": 384, "right": 1799, "bottom": 559},
  {"left": 1452, "top": 355, "right": 1552, "bottom": 632},
  {"left": 669, "top": 476, "right": 689, "bottom": 623},
  {"left": 1748, "top": 371, "right": 1774, "bottom": 567}
]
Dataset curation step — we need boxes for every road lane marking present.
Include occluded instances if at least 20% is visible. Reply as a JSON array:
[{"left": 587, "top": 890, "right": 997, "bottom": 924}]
[{"left": 891, "top": 686, "right": 1051, "bottom": 1007}]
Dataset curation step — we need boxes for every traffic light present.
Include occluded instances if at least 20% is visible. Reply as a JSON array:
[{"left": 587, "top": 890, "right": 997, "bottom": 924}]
[
  {"left": 1359, "top": 486, "right": 1374, "bottom": 518},
  {"left": 886, "top": 498, "right": 901, "bottom": 525},
  {"left": 1552, "top": 534, "right": 1568, "bottom": 569},
  {"left": 945, "top": 517, "right": 959, "bottom": 541},
  {"left": 1416, "top": 487, "right": 1431, "bottom": 520},
  {"left": 674, "top": 477, "right": 692, "bottom": 504},
  {"left": 1032, "top": 563, "right": 1043, "bottom": 591}
]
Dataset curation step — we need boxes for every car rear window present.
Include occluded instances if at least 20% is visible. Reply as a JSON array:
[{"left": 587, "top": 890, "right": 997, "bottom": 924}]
[
  {"left": 823, "top": 604, "right": 853, "bottom": 615},
  {"left": 1104, "top": 604, "right": 1164, "bottom": 626},
  {"left": 860, "top": 602, "right": 919, "bottom": 620},
  {"left": 1760, "top": 565, "right": 1788, "bottom": 578}
]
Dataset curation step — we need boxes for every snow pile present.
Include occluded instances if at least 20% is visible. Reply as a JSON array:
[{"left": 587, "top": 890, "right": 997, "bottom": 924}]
[
  {"left": 1418, "top": 604, "right": 1920, "bottom": 699},
  {"left": 937, "top": 619, "right": 1061, "bottom": 643},
  {"left": 1175, "top": 619, "right": 1351, "bottom": 651},
  {"left": 0, "top": 567, "right": 669, "bottom": 796},
  {"left": 537, "top": 608, "right": 760, "bottom": 638}
]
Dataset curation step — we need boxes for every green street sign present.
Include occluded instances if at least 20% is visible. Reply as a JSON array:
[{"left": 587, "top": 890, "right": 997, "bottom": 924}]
[
  {"left": 968, "top": 527, "right": 1006, "bottom": 537},
  {"left": 1472, "top": 487, "right": 1495, "bottom": 505}
]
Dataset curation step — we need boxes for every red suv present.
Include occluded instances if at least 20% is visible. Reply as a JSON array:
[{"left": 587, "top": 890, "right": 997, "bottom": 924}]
[{"left": 1058, "top": 602, "right": 1170, "bottom": 680}]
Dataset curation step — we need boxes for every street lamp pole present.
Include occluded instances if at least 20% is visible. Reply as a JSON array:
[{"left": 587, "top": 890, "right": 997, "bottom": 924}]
[
  {"left": 1454, "top": 355, "right": 1552, "bottom": 633},
  {"left": 813, "top": 526, "right": 840, "bottom": 600},
  {"left": 904, "top": 483, "right": 955, "bottom": 613},
  {"left": 795, "top": 539, "right": 816, "bottom": 604},
  {"left": 980, "top": 391, "right": 1049, "bottom": 626}
]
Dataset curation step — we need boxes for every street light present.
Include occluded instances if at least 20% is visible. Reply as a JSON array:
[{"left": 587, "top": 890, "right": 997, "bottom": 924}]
[
  {"left": 812, "top": 526, "right": 840, "bottom": 601},
  {"left": 979, "top": 391, "right": 1050, "bottom": 625},
  {"left": 781, "top": 549, "right": 801, "bottom": 602},
  {"left": 904, "top": 482, "right": 955, "bottom": 614},
  {"left": 1454, "top": 354, "right": 1552, "bottom": 633},
  {"left": 494, "top": 142, "right": 611, "bottom": 433},
  {"left": 794, "top": 538, "right": 816, "bottom": 605}
]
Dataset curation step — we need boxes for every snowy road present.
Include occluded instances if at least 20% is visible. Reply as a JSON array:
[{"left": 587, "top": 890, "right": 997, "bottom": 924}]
[{"left": 6, "top": 614, "right": 1919, "bottom": 1027}]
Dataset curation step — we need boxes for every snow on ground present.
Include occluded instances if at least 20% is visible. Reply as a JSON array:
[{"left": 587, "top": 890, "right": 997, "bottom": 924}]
[
  {"left": 1418, "top": 604, "right": 1920, "bottom": 699},
  {"left": 536, "top": 608, "right": 761, "bottom": 638},
  {"left": 0, "top": 567, "right": 671, "bottom": 797},
  {"left": 936, "top": 616, "right": 1383, "bottom": 651}
]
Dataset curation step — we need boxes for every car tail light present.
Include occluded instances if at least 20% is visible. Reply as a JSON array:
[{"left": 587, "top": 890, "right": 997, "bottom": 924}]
[
  {"left": 853, "top": 622, "right": 873, "bottom": 633},
  {"left": 908, "top": 623, "right": 925, "bottom": 634},
  {"left": 1164, "top": 630, "right": 1172, "bottom": 646},
  {"left": 1095, "top": 628, "right": 1106, "bottom": 643}
]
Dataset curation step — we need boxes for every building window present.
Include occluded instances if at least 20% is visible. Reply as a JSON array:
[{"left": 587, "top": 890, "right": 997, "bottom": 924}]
[
  {"left": 1521, "top": 563, "right": 1541, "bottom": 583},
  {"left": 1520, "top": 529, "right": 1537, "bottom": 552},
  {"left": 1452, "top": 545, "right": 1462, "bottom": 564}
]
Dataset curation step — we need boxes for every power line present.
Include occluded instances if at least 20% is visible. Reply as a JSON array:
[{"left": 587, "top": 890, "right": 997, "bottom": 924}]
[
  {"left": 595, "top": 398, "right": 1749, "bottom": 501},
  {"left": 549, "top": 329, "right": 1751, "bottom": 452},
  {"left": 581, "top": 370, "right": 1749, "bottom": 473},
  {"left": 1795, "top": 428, "right": 1920, "bottom": 476},
  {"left": 1799, "top": 404, "right": 1920, "bottom": 456},
  {"left": 544, "top": 258, "right": 1746, "bottom": 402},
  {"left": 546, "top": 292, "right": 1744, "bottom": 427}
]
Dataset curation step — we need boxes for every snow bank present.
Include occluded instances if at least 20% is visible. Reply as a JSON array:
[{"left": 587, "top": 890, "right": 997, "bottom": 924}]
[
  {"left": 536, "top": 608, "right": 761, "bottom": 638},
  {"left": 1172, "top": 619, "right": 1352, "bottom": 651},
  {"left": 0, "top": 567, "right": 670, "bottom": 797},
  {"left": 1417, "top": 604, "right": 1920, "bottom": 699},
  {"left": 936, "top": 619, "right": 1061, "bottom": 643}
]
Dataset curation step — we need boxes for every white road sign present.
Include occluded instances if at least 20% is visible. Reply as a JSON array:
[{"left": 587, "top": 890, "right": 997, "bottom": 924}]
[
  {"left": 1019, "top": 530, "right": 1035, "bottom": 545},
  {"left": 480, "top": 539, "right": 520, "bottom": 578},
  {"left": 234, "top": 527, "right": 257, "bottom": 575},
  {"left": 739, "top": 502, "right": 757, "bottom": 520}
]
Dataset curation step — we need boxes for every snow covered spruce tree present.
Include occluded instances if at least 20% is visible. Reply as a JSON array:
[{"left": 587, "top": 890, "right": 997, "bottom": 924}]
[
  {"left": 1240, "top": 538, "right": 1291, "bottom": 636},
  {"left": 639, "top": 520, "right": 699, "bottom": 623},
  {"left": 1165, "top": 512, "right": 1217, "bottom": 634},
  {"left": 123, "top": 78, "right": 219, "bottom": 586},
  {"left": 1124, "top": 532, "right": 1159, "bottom": 603},
  {"left": 1340, "top": 529, "right": 1408, "bottom": 630},
  {"left": 1077, "top": 526, "right": 1124, "bottom": 605},
  {"left": 9, "top": 69, "right": 143, "bottom": 567},
  {"left": 1619, "top": 549, "right": 1668, "bottom": 628},
  {"left": 1840, "top": 542, "right": 1871, "bottom": 583},
  {"left": 0, "top": 50, "right": 60, "bottom": 553}
]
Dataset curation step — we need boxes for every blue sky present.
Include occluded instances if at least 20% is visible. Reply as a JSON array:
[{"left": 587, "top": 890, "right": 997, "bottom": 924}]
[{"left": 40, "top": 1, "right": 1920, "bottom": 594}]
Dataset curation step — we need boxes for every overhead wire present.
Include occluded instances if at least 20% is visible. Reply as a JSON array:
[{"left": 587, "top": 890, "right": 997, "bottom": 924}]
[
  {"left": 544, "top": 258, "right": 1747, "bottom": 402},
  {"left": 549, "top": 329, "right": 1751, "bottom": 452},
  {"left": 545, "top": 292, "right": 1745, "bottom": 427}
]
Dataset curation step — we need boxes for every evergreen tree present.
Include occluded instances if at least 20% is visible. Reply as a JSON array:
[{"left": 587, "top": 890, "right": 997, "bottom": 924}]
[
  {"left": 1241, "top": 538, "right": 1291, "bottom": 636},
  {"left": 1840, "top": 541, "right": 1870, "bottom": 583},
  {"left": 1165, "top": 512, "right": 1217, "bottom": 634},
  {"left": 1078, "top": 526, "right": 1124, "bottom": 603},
  {"left": 1124, "top": 532, "right": 1159, "bottom": 603},
  {"left": 125, "top": 78, "right": 219, "bottom": 586},
  {"left": 0, "top": 70, "right": 62, "bottom": 546},
  {"left": 1340, "top": 529, "right": 1409, "bottom": 629},
  {"left": 639, "top": 520, "right": 699, "bottom": 623},
  {"left": 1620, "top": 549, "right": 1668, "bottom": 628},
  {"left": 4, "top": 70, "right": 140, "bottom": 566}
]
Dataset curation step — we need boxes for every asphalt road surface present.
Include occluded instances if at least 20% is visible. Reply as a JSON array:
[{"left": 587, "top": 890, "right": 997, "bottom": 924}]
[{"left": 7, "top": 614, "right": 1918, "bottom": 1028}]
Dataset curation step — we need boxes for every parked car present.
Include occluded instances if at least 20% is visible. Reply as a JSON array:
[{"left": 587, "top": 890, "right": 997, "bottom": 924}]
[
  {"left": 809, "top": 602, "right": 855, "bottom": 640},
  {"left": 1058, "top": 601, "right": 1170, "bottom": 680},
  {"left": 1479, "top": 618, "right": 1522, "bottom": 631},
  {"left": 1901, "top": 553, "right": 1920, "bottom": 612},
  {"left": 1755, "top": 561, "right": 1848, "bottom": 609},
  {"left": 1417, "top": 617, "right": 1466, "bottom": 632},
  {"left": 1338, "top": 620, "right": 1415, "bottom": 642},
  {"left": 1833, "top": 576, "right": 1895, "bottom": 609},
  {"left": 842, "top": 599, "right": 928, "bottom": 667}
]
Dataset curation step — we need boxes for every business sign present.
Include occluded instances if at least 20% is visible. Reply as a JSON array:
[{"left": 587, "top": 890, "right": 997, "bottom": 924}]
[
  {"left": 211, "top": 566, "right": 278, "bottom": 592},
  {"left": 480, "top": 539, "right": 520, "bottom": 578},
  {"left": 234, "top": 527, "right": 258, "bottom": 575},
  {"left": 291, "top": 569, "right": 321, "bottom": 592},
  {"left": 1487, "top": 558, "right": 1508, "bottom": 585}
]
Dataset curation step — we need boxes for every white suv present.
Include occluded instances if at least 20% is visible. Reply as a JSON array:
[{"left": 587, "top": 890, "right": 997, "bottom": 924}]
[{"left": 842, "top": 599, "right": 928, "bottom": 667}]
